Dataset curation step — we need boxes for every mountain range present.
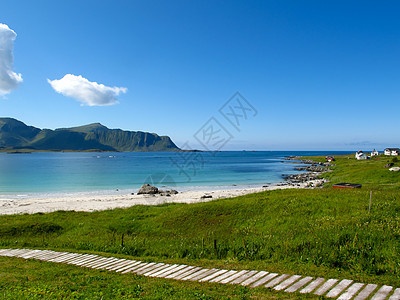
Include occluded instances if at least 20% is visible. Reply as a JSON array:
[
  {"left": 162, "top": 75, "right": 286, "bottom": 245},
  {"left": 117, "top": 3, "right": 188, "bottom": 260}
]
[{"left": 0, "top": 118, "right": 180, "bottom": 152}]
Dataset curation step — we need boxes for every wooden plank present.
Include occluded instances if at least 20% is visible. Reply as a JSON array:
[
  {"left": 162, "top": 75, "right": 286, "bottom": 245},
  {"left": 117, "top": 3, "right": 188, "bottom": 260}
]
[
  {"left": 24, "top": 251, "right": 53, "bottom": 259},
  {"left": 114, "top": 261, "right": 141, "bottom": 273},
  {"left": 300, "top": 278, "right": 325, "bottom": 294},
  {"left": 147, "top": 264, "right": 179, "bottom": 277},
  {"left": 121, "top": 262, "right": 150, "bottom": 274},
  {"left": 100, "top": 259, "right": 133, "bottom": 270},
  {"left": 389, "top": 288, "right": 400, "bottom": 300},
  {"left": 14, "top": 249, "right": 35, "bottom": 256},
  {"left": 314, "top": 279, "right": 339, "bottom": 296},
  {"left": 4, "top": 249, "right": 30, "bottom": 256},
  {"left": 189, "top": 269, "right": 219, "bottom": 281},
  {"left": 121, "top": 262, "right": 149, "bottom": 274},
  {"left": 22, "top": 251, "right": 52, "bottom": 260},
  {"left": 1, "top": 249, "right": 16, "bottom": 256},
  {"left": 80, "top": 257, "right": 108, "bottom": 267},
  {"left": 230, "top": 271, "right": 259, "bottom": 285},
  {"left": 0, "top": 249, "right": 11, "bottom": 254},
  {"left": 19, "top": 250, "right": 42, "bottom": 258},
  {"left": 130, "top": 262, "right": 157, "bottom": 273},
  {"left": 142, "top": 264, "right": 172, "bottom": 276},
  {"left": 240, "top": 271, "right": 269, "bottom": 286},
  {"left": 104, "top": 259, "right": 130, "bottom": 270},
  {"left": 81, "top": 257, "right": 108, "bottom": 267},
  {"left": 162, "top": 265, "right": 194, "bottom": 278},
  {"left": 89, "top": 258, "right": 119, "bottom": 269},
  {"left": 199, "top": 269, "right": 229, "bottom": 282},
  {"left": 154, "top": 265, "right": 188, "bottom": 278},
  {"left": 67, "top": 256, "right": 93, "bottom": 265},
  {"left": 85, "top": 257, "right": 116, "bottom": 268},
  {"left": 180, "top": 269, "right": 209, "bottom": 281},
  {"left": 89, "top": 259, "right": 115, "bottom": 269},
  {"left": 285, "top": 276, "right": 313, "bottom": 293},
  {"left": 24, "top": 252, "right": 49, "bottom": 259},
  {"left": 3, "top": 249, "right": 22, "bottom": 255},
  {"left": 164, "top": 266, "right": 196, "bottom": 279},
  {"left": 338, "top": 283, "right": 365, "bottom": 300},
  {"left": 31, "top": 251, "right": 61, "bottom": 260},
  {"left": 105, "top": 260, "right": 132, "bottom": 271},
  {"left": 135, "top": 263, "right": 165, "bottom": 275},
  {"left": 70, "top": 254, "right": 95, "bottom": 263},
  {"left": 45, "top": 253, "right": 71, "bottom": 262},
  {"left": 371, "top": 285, "right": 393, "bottom": 300},
  {"left": 47, "top": 253, "right": 75, "bottom": 262},
  {"left": 52, "top": 253, "right": 80, "bottom": 263},
  {"left": 95, "top": 258, "right": 122, "bottom": 269},
  {"left": 274, "top": 275, "right": 301, "bottom": 291},
  {"left": 172, "top": 267, "right": 202, "bottom": 280},
  {"left": 62, "top": 254, "right": 88, "bottom": 264},
  {"left": 75, "top": 256, "right": 101, "bottom": 266},
  {"left": 354, "top": 284, "right": 378, "bottom": 300},
  {"left": 209, "top": 270, "right": 238, "bottom": 283},
  {"left": 149, "top": 264, "right": 179, "bottom": 277},
  {"left": 60, "top": 254, "right": 87, "bottom": 263},
  {"left": 325, "top": 279, "right": 353, "bottom": 298},
  {"left": 64, "top": 254, "right": 90, "bottom": 264},
  {"left": 219, "top": 270, "right": 249, "bottom": 284},
  {"left": 265, "top": 274, "right": 290, "bottom": 288},
  {"left": 250, "top": 273, "right": 278, "bottom": 288}
]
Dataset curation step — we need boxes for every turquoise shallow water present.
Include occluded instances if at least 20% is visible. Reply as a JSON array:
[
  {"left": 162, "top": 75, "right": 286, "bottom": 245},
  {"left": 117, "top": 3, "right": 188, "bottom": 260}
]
[{"left": 0, "top": 151, "right": 350, "bottom": 195}]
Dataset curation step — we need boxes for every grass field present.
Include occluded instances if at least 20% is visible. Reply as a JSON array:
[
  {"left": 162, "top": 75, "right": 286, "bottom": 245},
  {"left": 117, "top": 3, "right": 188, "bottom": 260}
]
[{"left": 0, "top": 153, "right": 399, "bottom": 298}]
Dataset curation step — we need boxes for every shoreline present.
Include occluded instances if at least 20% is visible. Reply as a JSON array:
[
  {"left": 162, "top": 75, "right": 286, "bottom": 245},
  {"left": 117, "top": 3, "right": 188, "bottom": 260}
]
[{"left": 0, "top": 157, "right": 329, "bottom": 215}]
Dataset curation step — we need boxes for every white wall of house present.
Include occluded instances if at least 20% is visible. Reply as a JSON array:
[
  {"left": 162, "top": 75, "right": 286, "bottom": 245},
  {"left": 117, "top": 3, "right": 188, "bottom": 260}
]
[
  {"left": 385, "top": 149, "right": 400, "bottom": 155},
  {"left": 356, "top": 152, "right": 368, "bottom": 160}
]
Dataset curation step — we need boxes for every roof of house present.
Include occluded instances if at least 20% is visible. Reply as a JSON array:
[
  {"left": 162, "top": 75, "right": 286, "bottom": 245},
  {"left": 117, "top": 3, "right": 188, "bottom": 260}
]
[{"left": 385, "top": 148, "right": 400, "bottom": 151}]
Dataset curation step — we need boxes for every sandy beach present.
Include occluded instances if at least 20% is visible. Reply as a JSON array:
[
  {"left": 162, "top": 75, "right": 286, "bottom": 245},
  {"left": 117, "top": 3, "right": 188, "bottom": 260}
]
[{"left": 0, "top": 178, "right": 325, "bottom": 215}]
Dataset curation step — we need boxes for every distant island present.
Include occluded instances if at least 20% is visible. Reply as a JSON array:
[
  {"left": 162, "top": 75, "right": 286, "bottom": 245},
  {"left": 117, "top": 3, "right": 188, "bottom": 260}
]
[{"left": 0, "top": 118, "right": 180, "bottom": 152}]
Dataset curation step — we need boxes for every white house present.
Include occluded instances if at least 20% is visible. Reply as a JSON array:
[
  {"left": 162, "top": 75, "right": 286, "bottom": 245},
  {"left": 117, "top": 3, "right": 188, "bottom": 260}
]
[
  {"left": 355, "top": 150, "right": 369, "bottom": 160},
  {"left": 385, "top": 148, "right": 400, "bottom": 156},
  {"left": 371, "top": 149, "right": 379, "bottom": 156}
]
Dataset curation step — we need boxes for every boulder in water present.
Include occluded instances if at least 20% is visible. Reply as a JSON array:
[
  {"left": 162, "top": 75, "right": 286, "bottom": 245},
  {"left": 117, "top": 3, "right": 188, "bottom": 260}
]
[{"left": 137, "top": 184, "right": 159, "bottom": 195}]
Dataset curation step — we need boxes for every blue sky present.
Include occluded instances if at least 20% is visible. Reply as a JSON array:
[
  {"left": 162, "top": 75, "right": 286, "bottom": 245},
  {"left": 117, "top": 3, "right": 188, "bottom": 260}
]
[{"left": 0, "top": 0, "right": 399, "bottom": 150}]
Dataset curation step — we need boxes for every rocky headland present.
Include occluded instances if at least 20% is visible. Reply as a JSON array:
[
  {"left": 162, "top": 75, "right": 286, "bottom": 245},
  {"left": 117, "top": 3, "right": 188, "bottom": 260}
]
[{"left": 281, "top": 156, "right": 334, "bottom": 188}]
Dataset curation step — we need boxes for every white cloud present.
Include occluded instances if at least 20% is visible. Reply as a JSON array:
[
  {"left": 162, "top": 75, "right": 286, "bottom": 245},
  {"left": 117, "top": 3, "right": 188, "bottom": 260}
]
[
  {"left": 48, "top": 74, "right": 127, "bottom": 106},
  {"left": 0, "top": 23, "right": 23, "bottom": 96}
]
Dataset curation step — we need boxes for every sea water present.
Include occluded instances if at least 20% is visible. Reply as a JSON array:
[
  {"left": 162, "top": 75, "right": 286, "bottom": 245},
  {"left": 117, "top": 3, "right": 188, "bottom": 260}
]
[{"left": 0, "top": 151, "right": 350, "bottom": 195}]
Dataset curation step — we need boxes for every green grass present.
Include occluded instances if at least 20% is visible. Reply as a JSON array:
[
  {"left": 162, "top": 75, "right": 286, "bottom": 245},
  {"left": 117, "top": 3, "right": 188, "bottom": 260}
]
[
  {"left": 303, "top": 153, "right": 400, "bottom": 190},
  {"left": 1, "top": 257, "right": 324, "bottom": 299},
  {"left": 0, "top": 154, "right": 399, "bottom": 298}
]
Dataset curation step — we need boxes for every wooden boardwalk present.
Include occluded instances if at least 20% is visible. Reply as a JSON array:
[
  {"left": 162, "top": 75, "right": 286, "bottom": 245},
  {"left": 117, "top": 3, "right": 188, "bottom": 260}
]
[{"left": 0, "top": 248, "right": 398, "bottom": 299}]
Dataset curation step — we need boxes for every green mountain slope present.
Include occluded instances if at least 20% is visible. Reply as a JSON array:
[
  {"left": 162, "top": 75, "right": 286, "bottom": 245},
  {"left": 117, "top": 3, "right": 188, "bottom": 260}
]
[
  {"left": 0, "top": 118, "right": 180, "bottom": 152},
  {"left": 0, "top": 118, "right": 41, "bottom": 148}
]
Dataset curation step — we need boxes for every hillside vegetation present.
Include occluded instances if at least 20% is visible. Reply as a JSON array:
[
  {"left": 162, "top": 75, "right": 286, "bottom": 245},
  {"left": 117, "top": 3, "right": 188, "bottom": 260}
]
[
  {"left": 0, "top": 118, "right": 179, "bottom": 152},
  {"left": 0, "top": 154, "right": 399, "bottom": 298}
]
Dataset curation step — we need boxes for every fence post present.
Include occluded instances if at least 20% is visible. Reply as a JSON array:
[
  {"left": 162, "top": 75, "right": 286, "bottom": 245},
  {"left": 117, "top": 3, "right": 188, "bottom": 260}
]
[{"left": 369, "top": 191, "right": 372, "bottom": 213}]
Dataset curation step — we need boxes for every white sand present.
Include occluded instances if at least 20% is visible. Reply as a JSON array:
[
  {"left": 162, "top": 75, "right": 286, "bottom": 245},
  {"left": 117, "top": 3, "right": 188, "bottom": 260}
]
[{"left": 0, "top": 179, "right": 324, "bottom": 215}]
